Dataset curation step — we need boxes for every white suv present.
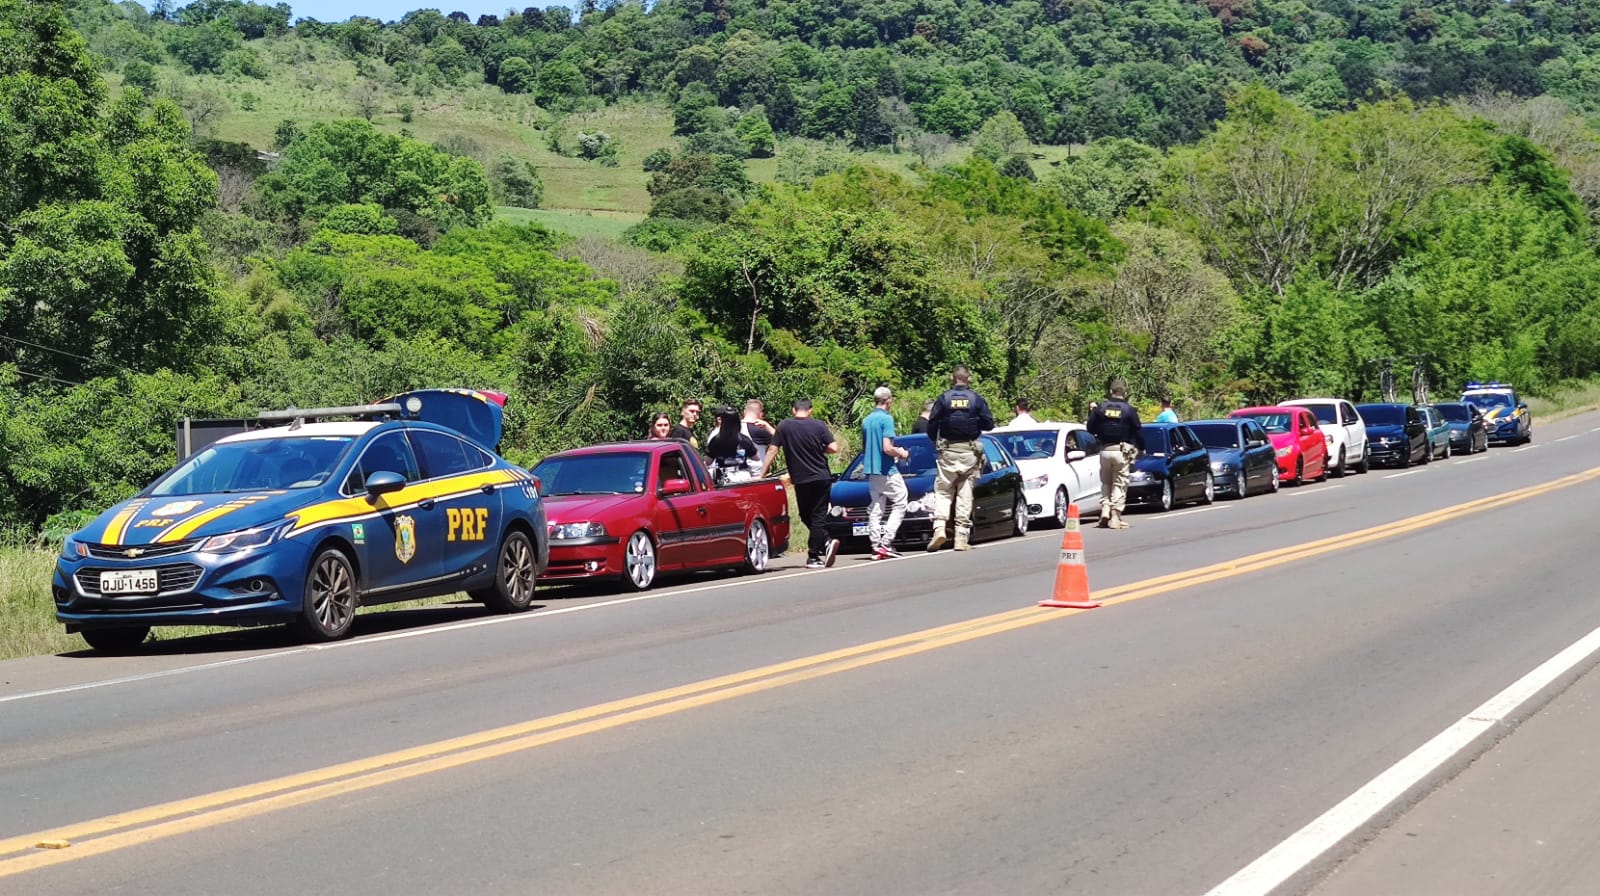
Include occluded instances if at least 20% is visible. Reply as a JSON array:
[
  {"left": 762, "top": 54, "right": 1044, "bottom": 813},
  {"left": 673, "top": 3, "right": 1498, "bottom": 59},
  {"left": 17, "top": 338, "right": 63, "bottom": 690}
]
[{"left": 1281, "top": 398, "right": 1369, "bottom": 477}]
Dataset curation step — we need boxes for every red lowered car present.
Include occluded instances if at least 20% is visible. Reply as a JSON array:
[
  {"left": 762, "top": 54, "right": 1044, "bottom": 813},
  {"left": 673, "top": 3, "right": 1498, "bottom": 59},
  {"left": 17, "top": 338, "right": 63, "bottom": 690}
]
[
  {"left": 530, "top": 441, "right": 790, "bottom": 591},
  {"left": 1228, "top": 406, "right": 1328, "bottom": 485}
]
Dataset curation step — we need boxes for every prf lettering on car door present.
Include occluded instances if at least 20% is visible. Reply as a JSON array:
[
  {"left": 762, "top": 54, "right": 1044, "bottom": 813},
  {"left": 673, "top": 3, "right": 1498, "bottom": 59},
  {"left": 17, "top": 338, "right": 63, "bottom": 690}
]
[{"left": 447, "top": 508, "right": 491, "bottom": 541}]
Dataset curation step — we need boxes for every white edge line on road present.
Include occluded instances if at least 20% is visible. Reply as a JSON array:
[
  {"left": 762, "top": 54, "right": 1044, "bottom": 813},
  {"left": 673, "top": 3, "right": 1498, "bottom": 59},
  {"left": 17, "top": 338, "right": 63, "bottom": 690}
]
[
  {"left": 0, "top": 528, "right": 1071, "bottom": 703},
  {"left": 1384, "top": 469, "right": 1427, "bottom": 479},
  {"left": 1160, "top": 506, "right": 1220, "bottom": 518},
  {"left": 1512, "top": 444, "right": 1539, "bottom": 452},
  {"left": 1287, "top": 484, "right": 1344, "bottom": 496},
  {"left": 1205, "top": 623, "right": 1600, "bottom": 896},
  {"left": 1455, "top": 456, "right": 1488, "bottom": 465},
  {"left": 1554, "top": 435, "right": 1578, "bottom": 443}
]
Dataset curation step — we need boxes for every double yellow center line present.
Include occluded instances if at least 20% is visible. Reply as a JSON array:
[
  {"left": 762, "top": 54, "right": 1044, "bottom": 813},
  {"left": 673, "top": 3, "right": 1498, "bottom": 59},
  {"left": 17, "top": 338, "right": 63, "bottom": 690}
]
[{"left": 4, "top": 465, "right": 1597, "bottom": 877}]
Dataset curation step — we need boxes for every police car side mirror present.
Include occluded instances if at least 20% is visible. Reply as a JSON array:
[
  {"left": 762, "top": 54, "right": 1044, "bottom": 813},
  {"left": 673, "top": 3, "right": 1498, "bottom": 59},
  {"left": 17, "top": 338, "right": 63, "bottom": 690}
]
[
  {"left": 364, "top": 470, "right": 406, "bottom": 499},
  {"left": 1518, "top": 402, "right": 1528, "bottom": 410}
]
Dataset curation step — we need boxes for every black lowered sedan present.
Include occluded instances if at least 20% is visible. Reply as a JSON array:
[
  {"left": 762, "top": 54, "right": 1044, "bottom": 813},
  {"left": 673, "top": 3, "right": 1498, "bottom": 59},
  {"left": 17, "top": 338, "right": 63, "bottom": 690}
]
[
  {"left": 1188, "top": 418, "right": 1280, "bottom": 499},
  {"left": 1435, "top": 401, "right": 1488, "bottom": 455},
  {"left": 1357, "top": 403, "right": 1429, "bottom": 467},
  {"left": 1127, "top": 423, "right": 1214, "bottom": 511}
]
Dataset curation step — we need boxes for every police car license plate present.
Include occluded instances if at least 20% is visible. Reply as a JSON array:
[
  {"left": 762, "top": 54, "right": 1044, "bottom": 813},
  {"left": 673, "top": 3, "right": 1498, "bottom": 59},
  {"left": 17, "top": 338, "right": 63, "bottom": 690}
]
[
  {"left": 851, "top": 523, "right": 869, "bottom": 536},
  {"left": 100, "top": 570, "right": 159, "bottom": 595}
]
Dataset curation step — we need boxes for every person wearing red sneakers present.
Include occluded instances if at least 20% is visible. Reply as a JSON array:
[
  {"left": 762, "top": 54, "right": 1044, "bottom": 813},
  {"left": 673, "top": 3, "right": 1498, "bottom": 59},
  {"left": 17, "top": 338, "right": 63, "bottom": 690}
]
[{"left": 862, "top": 386, "right": 910, "bottom": 560}]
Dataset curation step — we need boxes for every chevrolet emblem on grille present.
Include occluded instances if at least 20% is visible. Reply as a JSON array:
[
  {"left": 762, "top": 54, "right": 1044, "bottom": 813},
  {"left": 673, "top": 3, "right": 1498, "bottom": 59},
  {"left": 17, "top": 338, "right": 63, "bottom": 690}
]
[{"left": 124, "top": 547, "right": 145, "bottom": 558}]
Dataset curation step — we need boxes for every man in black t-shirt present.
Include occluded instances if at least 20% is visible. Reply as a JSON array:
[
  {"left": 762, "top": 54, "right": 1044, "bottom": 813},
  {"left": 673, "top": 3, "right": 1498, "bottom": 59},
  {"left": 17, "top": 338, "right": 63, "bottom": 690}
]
[
  {"left": 669, "top": 399, "right": 702, "bottom": 448},
  {"left": 759, "top": 398, "right": 840, "bottom": 568}
]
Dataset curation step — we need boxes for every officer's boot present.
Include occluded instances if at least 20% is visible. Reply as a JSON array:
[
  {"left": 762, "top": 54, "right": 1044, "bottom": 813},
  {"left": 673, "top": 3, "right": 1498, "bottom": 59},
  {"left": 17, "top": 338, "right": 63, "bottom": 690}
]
[
  {"left": 1096, "top": 502, "right": 1112, "bottom": 528},
  {"left": 1110, "top": 509, "right": 1131, "bottom": 530},
  {"left": 927, "top": 524, "right": 948, "bottom": 552},
  {"left": 954, "top": 529, "right": 971, "bottom": 551}
]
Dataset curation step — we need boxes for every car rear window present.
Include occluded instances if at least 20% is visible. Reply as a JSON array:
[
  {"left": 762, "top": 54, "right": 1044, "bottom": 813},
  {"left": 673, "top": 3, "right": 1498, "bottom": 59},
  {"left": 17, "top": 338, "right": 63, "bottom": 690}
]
[{"left": 1188, "top": 423, "right": 1240, "bottom": 449}]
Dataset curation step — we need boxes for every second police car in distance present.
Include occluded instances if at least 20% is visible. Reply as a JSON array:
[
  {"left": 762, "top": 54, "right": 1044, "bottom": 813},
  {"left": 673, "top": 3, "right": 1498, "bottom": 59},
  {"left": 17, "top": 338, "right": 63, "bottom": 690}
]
[
  {"left": 1461, "top": 382, "right": 1532, "bottom": 445},
  {"left": 53, "top": 390, "right": 548, "bottom": 652}
]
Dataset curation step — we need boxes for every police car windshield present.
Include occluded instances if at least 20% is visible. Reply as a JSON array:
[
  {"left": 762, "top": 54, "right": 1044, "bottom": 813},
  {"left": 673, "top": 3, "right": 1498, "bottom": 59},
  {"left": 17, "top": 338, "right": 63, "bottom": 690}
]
[
  {"left": 844, "top": 436, "right": 939, "bottom": 480},
  {"left": 1139, "top": 427, "right": 1170, "bottom": 457},
  {"left": 1437, "top": 403, "right": 1473, "bottom": 422},
  {"left": 151, "top": 437, "right": 352, "bottom": 496},
  {"left": 992, "top": 430, "right": 1056, "bottom": 460},
  {"left": 1464, "top": 392, "right": 1512, "bottom": 410},
  {"left": 1188, "top": 423, "right": 1240, "bottom": 449},
  {"left": 531, "top": 453, "right": 650, "bottom": 496}
]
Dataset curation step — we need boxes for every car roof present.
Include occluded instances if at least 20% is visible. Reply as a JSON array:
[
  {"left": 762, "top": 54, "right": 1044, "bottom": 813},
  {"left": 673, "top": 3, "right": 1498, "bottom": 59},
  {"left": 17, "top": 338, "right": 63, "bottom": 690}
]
[
  {"left": 1188, "top": 418, "right": 1247, "bottom": 426},
  {"left": 991, "top": 422, "right": 1086, "bottom": 432},
  {"left": 216, "top": 421, "right": 382, "bottom": 443},
  {"left": 547, "top": 441, "right": 684, "bottom": 458},
  {"left": 1356, "top": 402, "right": 1408, "bottom": 409},
  {"left": 1281, "top": 397, "right": 1342, "bottom": 406},
  {"left": 1231, "top": 405, "right": 1305, "bottom": 415}
]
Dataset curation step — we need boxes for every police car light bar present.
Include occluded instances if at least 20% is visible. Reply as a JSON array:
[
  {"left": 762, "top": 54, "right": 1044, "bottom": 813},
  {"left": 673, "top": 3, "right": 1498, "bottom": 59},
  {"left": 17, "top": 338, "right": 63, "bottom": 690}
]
[{"left": 259, "top": 403, "right": 404, "bottom": 429}]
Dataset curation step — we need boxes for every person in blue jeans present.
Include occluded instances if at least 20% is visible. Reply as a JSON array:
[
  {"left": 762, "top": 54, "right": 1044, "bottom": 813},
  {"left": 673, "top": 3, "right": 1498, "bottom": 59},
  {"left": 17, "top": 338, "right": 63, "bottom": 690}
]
[{"left": 862, "top": 387, "right": 911, "bottom": 560}]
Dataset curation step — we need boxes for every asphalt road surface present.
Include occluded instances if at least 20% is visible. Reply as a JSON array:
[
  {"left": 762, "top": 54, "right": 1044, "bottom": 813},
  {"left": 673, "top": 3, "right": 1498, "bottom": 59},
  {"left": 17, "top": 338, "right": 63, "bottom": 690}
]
[{"left": 5, "top": 411, "right": 1600, "bottom": 895}]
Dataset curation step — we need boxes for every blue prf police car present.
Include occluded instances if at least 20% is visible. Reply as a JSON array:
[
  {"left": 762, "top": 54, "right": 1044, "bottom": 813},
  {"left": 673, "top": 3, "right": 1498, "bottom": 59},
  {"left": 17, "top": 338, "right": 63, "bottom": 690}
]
[
  {"left": 53, "top": 390, "right": 548, "bottom": 652},
  {"left": 1461, "top": 382, "right": 1533, "bottom": 445}
]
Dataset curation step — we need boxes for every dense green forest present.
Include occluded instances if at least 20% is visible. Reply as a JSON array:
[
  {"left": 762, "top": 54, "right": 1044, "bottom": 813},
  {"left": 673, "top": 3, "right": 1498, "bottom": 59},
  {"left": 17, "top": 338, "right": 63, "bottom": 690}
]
[{"left": 4, "top": 0, "right": 1600, "bottom": 541}]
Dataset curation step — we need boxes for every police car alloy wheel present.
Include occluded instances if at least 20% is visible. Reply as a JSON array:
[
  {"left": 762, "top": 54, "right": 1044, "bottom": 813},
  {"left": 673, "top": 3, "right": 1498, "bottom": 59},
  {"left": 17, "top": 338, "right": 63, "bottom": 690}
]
[
  {"left": 474, "top": 531, "right": 538, "bottom": 613},
  {"left": 299, "top": 548, "right": 358, "bottom": 642},
  {"left": 1053, "top": 487, "right": 1069, "bottom": 528},
  {"left": 81, "top": 625, "right": 151, "bottom": 653},
  {"left": 743, "top": 520, "right": 769, "bottom": 573}
]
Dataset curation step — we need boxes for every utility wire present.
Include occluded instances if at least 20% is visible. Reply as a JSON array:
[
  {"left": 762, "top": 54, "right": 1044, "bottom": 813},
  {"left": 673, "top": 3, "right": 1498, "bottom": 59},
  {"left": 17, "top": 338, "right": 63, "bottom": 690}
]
[{"left": 0, "top": 333, "right": 142, "bottom": 377}]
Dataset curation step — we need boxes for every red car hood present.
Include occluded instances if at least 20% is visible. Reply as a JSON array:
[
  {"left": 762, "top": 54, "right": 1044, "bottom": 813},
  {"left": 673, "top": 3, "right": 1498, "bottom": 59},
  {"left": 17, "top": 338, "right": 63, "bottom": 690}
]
[{"left": 543, "top": 493, "right": 644, "bottom": 523}]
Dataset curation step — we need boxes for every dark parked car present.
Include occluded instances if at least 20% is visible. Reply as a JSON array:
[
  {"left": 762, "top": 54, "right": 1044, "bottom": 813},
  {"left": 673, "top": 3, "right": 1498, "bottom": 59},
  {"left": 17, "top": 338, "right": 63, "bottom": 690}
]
[
  {"left": 1187, "top": 418, "right": 1281, "bottom": 499},
  {"left": 1416, "top": 405, "right": 1451, "bottom": 461},
  {"left": 1435, "top": 401, "right": 1489, "bottom": 455},
  {"left": 1127, "top": 423, "right": 1214, "bottom": 511},
  {"left": 825, "top": 434, "right": 1026, "bottom": 552},
  {"left": 1357, "top": 403, "right": 1429, "bottom": 467}
]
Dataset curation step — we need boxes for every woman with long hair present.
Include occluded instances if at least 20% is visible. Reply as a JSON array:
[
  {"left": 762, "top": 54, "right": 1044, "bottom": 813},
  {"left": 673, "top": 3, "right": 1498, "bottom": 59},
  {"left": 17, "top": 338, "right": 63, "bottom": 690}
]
[{"left": 647, "top": 412, "right": 673, "bottom": 440}]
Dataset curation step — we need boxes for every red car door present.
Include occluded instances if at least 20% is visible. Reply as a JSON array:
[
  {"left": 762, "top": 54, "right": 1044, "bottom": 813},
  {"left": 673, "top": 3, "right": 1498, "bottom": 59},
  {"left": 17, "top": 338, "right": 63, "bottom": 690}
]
[
  {"left": 653, "top": 449, "right": 716, "bottom": 568},
  {"left": 1296, "top": 410, "right": 1326, "bottom": 476}
]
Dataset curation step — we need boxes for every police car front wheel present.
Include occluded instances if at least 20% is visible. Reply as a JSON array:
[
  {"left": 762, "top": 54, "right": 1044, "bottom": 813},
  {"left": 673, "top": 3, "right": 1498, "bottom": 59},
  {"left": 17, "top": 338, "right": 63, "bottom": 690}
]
[
  {"left": 298, "top": 548, "right": 358, "bottom": 642},
  {"left": 81, "top": 625, "right": 151, "bottom": 653}
]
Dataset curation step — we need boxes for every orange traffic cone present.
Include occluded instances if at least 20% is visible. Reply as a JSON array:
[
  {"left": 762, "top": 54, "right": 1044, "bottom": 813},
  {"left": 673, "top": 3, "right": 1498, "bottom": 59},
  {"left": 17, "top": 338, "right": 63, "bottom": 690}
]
[{"left": 1039, "top": 503, "right": 1100, "bottom": 609}]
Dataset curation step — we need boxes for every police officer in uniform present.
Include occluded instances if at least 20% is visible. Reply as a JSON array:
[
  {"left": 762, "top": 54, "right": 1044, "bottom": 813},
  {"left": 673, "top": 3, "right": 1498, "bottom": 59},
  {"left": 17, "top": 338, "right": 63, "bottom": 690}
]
[
  {"left": 1086, "top": 378, "right": 1145, "bottom": 530},
  {"left": 925, "top": 366, "right": 995, "bottom": 552}
]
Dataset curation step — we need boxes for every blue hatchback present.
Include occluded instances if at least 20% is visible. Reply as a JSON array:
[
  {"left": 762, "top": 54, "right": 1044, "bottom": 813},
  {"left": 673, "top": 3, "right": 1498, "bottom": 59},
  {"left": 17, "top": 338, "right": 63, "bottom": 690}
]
[{"left": 53, "top": 390, "right": 548, "bottom": 652}]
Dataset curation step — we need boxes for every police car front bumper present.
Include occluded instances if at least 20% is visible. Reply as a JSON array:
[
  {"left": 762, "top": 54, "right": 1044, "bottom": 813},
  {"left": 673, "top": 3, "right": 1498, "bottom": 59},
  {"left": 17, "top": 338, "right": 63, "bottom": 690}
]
[{"left": 54, "top": 537, "right": 316, "bottom": 631}]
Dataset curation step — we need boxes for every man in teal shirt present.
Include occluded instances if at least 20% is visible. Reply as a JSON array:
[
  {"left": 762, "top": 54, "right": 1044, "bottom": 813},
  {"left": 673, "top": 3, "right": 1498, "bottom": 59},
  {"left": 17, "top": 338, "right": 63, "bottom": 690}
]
[
  {"left": 1155, "top": 397, "right": 1179, "bottom": 423},
  {"left": 862, "top": 386, "right": 910, "bottom": 560}
]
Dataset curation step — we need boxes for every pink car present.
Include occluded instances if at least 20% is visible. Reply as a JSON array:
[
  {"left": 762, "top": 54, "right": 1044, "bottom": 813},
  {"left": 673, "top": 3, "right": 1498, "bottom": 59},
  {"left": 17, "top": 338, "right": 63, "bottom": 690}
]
[{"left": 1229, "top": 406, "right": 1328, "bottom": 485}]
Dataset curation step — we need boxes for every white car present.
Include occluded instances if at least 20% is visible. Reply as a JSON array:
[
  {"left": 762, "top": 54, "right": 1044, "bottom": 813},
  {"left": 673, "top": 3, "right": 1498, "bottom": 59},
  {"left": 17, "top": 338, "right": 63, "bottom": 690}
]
[
  {"left": 1280, "top": 398, "right": 1369, "bottom": 476},
  {"left": 988, "top": 423, "right": 1104, "bottom": 526}
]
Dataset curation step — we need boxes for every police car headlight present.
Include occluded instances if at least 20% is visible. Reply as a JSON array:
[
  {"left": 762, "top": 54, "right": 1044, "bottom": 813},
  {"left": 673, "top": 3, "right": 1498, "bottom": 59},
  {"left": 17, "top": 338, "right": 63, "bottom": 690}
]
[
  {"left": 828, "top": 504, "right": 845, "bottom": 517},
  {"left": 199, "top": 520, "right": 292, "bottom": 554},
  {"left": 549, "top": 522, "right": 607, "bottom": 540},
  {"left": 59, "top": 536, "right": 88, "bottom": 560},
  {"left": 1275, "top": 447, "right": 1292, "bottom": 458},
  {"left": 1023, "top": 474, "right": 1048, "bottom": 490}
]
